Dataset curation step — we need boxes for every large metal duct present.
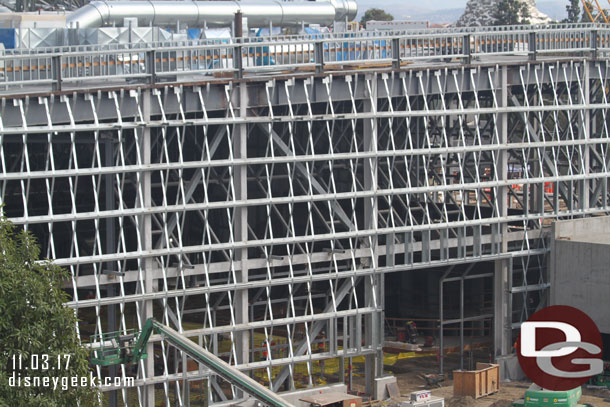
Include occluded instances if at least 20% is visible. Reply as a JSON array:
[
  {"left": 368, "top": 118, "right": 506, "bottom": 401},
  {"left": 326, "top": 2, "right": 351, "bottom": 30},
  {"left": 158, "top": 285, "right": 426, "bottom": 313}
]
[{"left": 67, "top": 0, "right": 357, "bottom": 28}]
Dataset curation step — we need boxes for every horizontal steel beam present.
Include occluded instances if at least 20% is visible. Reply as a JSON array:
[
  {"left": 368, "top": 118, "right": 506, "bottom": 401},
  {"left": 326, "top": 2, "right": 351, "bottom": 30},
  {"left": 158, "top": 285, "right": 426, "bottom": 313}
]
[
  {"left": 510, "top": 282, "right": 551, "bottom": 293},
  {"left": 442, "top": 272, "right": 494, "bottom": 283},
  {"left": 9, "top": 172, "right": 610, "bottom": 227},
  {"left": 66, "top": 251, "right": 542, "bottom": 308},
  {"left": 48, "top": 215, "right": 545, "bottom": 266},
  {"left": 441, "top": 314, "right": 494, "bottom": 325},
  {"left": 2, "top": 137, "right": 609, "bottom": 182},
  {"left": 0, "top": 102, "right": 603, "bottom": 134},
  {"left": 70, "top": 230, "right": 535, "bottom": 287}
]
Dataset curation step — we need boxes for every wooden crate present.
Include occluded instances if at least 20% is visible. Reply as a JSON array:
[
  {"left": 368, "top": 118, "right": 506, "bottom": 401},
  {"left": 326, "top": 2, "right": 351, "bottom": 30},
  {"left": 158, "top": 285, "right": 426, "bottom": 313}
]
[{"left": 452, "top": 363, "right": 499, "bottom": 399}]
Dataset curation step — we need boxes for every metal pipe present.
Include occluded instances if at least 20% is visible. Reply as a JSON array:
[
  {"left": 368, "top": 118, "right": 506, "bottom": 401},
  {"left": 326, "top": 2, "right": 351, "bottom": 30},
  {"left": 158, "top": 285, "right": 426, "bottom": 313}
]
[{"left": 67, "top": 0, "right": 357, "bottom": 29}]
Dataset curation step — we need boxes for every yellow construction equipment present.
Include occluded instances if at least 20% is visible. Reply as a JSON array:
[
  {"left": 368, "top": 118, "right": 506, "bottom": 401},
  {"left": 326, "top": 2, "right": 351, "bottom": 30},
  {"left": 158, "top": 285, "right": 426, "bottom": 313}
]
[{"left": 581, "top": 0, "right": 610, "bottom": 24}]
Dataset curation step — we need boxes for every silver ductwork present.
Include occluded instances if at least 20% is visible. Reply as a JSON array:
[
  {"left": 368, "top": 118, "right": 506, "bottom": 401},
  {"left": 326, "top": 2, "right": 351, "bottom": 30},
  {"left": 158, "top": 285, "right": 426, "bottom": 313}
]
[{"left": 67, "top": 0, "right": 358, "bottom": 29}]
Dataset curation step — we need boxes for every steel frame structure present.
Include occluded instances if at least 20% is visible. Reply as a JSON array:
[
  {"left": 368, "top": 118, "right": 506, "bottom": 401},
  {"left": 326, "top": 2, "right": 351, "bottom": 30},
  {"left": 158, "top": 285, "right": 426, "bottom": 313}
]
[{"left": 1, "top": 25, "right": 610, "bottom": 407}]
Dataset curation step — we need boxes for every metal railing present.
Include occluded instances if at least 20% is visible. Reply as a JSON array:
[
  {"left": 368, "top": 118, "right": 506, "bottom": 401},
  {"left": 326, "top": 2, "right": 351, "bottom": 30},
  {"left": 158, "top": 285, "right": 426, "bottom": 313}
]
[{"left": 0, "top": 24, "right": 607, "bottom": 92}]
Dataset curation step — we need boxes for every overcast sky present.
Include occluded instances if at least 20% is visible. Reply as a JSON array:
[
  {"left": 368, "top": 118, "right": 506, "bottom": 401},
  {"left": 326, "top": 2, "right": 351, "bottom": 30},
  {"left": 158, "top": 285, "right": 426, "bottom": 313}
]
[
  {"left": 356, "top": 0, "right": 469, "bottom": 10},
  {"left": 353, "top": 0, "right": 568, "bottom": 24}
]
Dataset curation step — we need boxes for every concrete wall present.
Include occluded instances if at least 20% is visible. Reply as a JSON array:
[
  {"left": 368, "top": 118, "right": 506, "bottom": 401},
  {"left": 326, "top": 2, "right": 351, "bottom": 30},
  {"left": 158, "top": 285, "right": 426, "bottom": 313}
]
[{"left": 550, "top": 216, "right": 610, "bottom": 334}]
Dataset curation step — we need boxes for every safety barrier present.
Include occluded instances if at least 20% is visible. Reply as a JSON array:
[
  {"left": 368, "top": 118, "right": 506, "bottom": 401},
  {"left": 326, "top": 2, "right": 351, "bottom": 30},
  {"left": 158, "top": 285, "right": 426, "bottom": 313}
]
[{"left": 0, "top": 24, "right": 607, "bottom": 92}]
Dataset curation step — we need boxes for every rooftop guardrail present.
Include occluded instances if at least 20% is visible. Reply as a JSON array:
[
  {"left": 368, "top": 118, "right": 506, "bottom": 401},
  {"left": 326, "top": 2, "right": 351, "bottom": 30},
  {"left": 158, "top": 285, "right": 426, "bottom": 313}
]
[{"left": 0, "top": 24, "right": 607, "bottom": 93}]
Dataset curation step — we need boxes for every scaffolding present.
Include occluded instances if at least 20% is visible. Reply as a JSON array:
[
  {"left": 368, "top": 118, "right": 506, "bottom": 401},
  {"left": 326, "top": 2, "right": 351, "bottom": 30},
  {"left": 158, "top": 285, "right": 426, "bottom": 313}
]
[{"left": 1, "top": 24, "right": 610, "bottom": 406}]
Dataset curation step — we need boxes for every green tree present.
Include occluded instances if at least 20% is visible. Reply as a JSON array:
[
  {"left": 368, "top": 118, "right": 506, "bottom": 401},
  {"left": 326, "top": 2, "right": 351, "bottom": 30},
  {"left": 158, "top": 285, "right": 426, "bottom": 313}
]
[
  {"left": 581, "top": 1, "right": 597, "bottom": 22},
  {"left": 0, "top": 216, "right": 99, "bottom": 407},
  {"left": 565, "top": 0, "right": 581, "bottom": 22},
  {"left": 360, "top": 8, "right": 394, "bottom": 27},
  {"left": 492, "top": 0, "right": 531, "bottom": 25}
]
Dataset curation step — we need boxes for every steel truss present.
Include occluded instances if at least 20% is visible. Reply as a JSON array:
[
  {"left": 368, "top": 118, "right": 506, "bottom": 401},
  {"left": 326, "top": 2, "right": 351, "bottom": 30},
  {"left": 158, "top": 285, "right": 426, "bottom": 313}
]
[{"left": 1, "top": 59, "right": 610, "bottom": 406}]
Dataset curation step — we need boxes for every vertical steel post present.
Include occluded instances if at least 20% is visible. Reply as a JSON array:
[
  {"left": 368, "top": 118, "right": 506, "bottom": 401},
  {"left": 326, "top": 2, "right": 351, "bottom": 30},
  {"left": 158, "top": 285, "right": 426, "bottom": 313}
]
[
  {"left": 464, "top": 34, "right": 472, "bottom": 65},
  {"left": 315, "top": 41, "right": 325, "bottom": 74},
  {"left": 147, "top": 50, "right": 156, "bottom": 85},
  {"left": 235, "top": 82, "right": 250, "bottom": 382},
  {"left": 392, "top": 38, "right": 401, "bottom": 70},
  {"left": 234, "top": 12, "right": 244, "bottom": 79},
  {"left": 363, "top": 74, "right": 380, "bottom": 396},
  {"left": 439, "top": 266, "right": 453, "bottom": 375},
  {"left": 494, "top": 65, "right": 510, "bottom": 360},
  {"left": 582, "top": 62, "right": 591, "bottom": 211},
  {"left": 494, "top": 260, "right": 510, "bottom": 358},
  {"left": 141, "top": 89, "right": 155, "bottom": 406},
  {"left": 529, "top": 32, "right": 537, "bottom": 61},
  {"left": 52, "top": 55, "right": 62, "bottom": 92},
  {"left": 104, "top": 134, "right": 118, "bottom": 407}
]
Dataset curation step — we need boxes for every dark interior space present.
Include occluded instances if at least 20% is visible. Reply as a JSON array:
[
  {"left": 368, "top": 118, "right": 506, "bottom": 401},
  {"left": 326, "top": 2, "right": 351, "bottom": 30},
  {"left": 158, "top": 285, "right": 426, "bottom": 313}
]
[{"left": 603, "top": 333, "right": 610, "bottom": 361}]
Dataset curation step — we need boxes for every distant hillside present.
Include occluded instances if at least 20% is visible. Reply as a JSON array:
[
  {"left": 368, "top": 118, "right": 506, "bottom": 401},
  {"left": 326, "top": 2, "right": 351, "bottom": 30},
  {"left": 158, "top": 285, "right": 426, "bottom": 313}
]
[
  {"left": 357, "top": 4, "right": 463, "bottom": 24},
  {"left": 356, "top": 0, "right": 569, "bottom": 25},
  {"left": 408, "top": 8, "right": 464, "bottom": 24},
  {"left": 356, "top": 1, "right": 436, "bottom": 21}
]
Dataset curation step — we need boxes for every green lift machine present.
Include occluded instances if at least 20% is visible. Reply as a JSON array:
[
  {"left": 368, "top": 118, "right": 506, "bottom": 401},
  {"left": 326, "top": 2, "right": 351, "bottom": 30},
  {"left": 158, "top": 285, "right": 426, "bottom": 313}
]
[
  {"left": 588, "top": 361, "right": 610, "bottom": 388},
  {"left": 511, "top": 384, "right": 595, "bottom": 407},
  {"left": 89, "top": 318, "right": 295, "bottom": 407}
]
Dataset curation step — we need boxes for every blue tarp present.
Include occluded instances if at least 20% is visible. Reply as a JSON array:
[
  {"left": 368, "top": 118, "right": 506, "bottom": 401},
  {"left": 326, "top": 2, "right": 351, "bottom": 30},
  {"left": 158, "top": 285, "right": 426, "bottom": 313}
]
[
  {"left": 187, "top": 28, "right": 201, "bottom": 40},
  {"left": 255, "top": 27, "right": 282, "bottom": 37},
  {"left": 303, "top": 27, "right": 321, "bottom": 35},
  {"left": 0, "top": 28, "right": 16, "bottom": 49}
]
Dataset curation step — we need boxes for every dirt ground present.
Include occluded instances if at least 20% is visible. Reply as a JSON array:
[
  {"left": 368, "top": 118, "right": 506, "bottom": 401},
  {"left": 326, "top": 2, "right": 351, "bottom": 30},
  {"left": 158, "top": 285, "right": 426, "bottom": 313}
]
[
  {"left": 429, "top": 384, "right": 610, "bottom": 407},
  {"left": 352, "top": 353, "right": 610, "bottom": 406}
]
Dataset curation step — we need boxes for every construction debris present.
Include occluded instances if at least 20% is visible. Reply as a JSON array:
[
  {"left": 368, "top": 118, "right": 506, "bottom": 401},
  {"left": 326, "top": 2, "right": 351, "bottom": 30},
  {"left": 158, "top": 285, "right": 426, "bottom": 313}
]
[
  {"left": 445, "top": 396, "right": 475, "bottom": 407},
  {"left": 420, "top": 374, "right": 444, "bottom": 388}
]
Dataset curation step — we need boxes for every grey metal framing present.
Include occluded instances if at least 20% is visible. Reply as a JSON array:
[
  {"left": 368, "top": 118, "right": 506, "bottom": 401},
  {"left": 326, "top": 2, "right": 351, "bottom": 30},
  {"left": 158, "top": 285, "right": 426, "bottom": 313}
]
[{"left": 1, "top": 25, "right": 610, "bottom": 407}]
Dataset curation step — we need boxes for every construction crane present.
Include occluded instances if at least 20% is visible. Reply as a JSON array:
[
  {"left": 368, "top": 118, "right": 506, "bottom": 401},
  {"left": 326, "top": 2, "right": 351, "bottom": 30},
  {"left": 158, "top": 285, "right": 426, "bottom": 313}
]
[
  {"left": 89, "top": 319, "right": 295, "bottom": 407},
  {"left": 581, "top": 0, "right": 610, "bottom": 24}
]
